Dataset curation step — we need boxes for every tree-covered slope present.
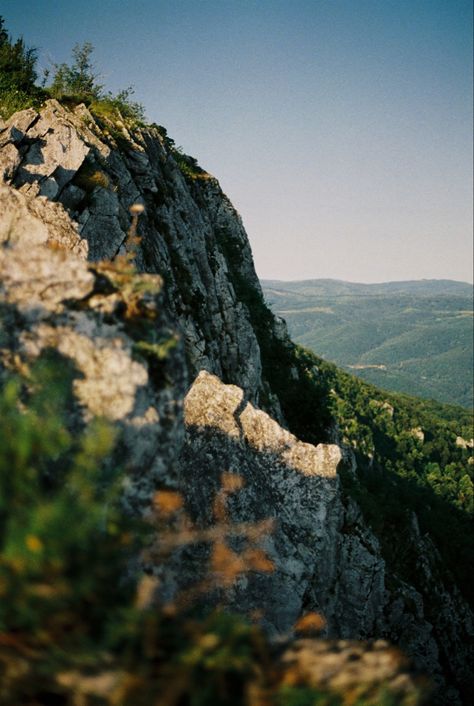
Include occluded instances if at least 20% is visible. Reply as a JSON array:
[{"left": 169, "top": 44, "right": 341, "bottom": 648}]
[
  {"left": 317, "top": 354, "right": 473, "bottom": 596},
  {"left": 243, "top": 278, "right": 474, "bottom": 616},
  {"left": 262, "top": 279, "right": 474, "bottom": 408}
]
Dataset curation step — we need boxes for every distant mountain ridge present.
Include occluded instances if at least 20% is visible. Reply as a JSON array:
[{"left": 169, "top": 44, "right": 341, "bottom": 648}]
[
  {"left": 262, "top": 278, "right": 474, "bottom": 408},
  {"left": 263, "top": 278, "right": 473, "bottom": 297}
]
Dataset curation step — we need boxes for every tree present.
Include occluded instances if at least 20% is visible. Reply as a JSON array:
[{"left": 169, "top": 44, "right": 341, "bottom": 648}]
[
  {"left": 49, "top": 42, "right": 145, "bottom": 121},
  {"left": 0, "top": 16, "right": 37, "bottom": 94},
  {"left": 50, "top": 42, "right": 102, "bottom": 101}
]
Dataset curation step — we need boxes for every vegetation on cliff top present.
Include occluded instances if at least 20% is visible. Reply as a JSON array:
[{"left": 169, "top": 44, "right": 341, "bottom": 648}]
[
  {"left": 0, "top": 18, "right": 144, "bottom": 123},
  {"left": 0, "top": 17, "right": 207, "bottom": 181}
]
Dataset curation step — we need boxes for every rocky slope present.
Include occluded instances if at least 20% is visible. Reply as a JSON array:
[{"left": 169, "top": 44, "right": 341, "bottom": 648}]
[{"left": 1, "top": 100, "right": 473, "bottom": 704}]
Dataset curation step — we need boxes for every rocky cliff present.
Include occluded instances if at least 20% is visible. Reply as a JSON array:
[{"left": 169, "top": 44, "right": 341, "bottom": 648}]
[
  {"left": 1, "top": 100, "right": 472, "bottom": 704},
  {"left": 1, "top": 100, "right": 266, "bottom": 402}
]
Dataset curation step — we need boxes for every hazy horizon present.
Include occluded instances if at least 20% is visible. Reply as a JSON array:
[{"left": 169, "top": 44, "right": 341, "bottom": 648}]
[
  {"left": 261, "top": 276, "right": 474, "bottom": 285},
  {"left": 2, "top": 0, "right": 473, "bottom": 283}
]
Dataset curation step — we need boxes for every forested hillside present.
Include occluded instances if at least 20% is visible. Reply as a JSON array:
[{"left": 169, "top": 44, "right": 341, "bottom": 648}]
[{"left": 262, "top": 279, "right": 473, "bottom": 408}]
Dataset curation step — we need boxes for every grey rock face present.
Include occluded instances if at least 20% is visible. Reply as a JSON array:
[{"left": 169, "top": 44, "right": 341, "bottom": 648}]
[
  {"left": 179, "top": 374, "right": 326, "bottom": 626},
  {"left": 178, "top": 372, "right": 472, "bottom": 704},
  {"left": 180, "top": 372, "right": 386, "bottom": 638},
  {"left": 0, "top": 100, "right": 264, "bottom": 402},
  {"left": 179, "top": 372, "right": 382, "bottom": 637},
  {"left": 0, "top": 182, "right": 187, "bottom": 512}
]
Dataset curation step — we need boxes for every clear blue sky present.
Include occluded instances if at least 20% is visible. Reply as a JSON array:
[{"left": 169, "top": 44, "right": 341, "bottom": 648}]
[{"left": 2, "top": 0, "right": 473, "bottom": 282}]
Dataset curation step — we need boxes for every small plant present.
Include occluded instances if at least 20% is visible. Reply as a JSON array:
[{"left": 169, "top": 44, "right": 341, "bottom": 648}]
[
  {"left": 125, "top": 202, "right": 145, "bottom": 253},
  {"left": 172, "top": 146, "right": 210, "bottom": 180},
  {"left": 73, "top": 160, "right": 110, "bottom": 192},
  {"left": 91, "top": 87, "right": 145, "bottom": 123}
]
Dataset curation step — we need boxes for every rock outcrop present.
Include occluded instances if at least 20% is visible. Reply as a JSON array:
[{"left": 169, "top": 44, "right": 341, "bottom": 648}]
[
  {"left": 1, "top": 101, "right": 473, "bottom": 704},
  {"left": 178, "top": 370, "right": 395, "bottom": 641},
  {"left": 0, "top": 181, "right": 187, "bottom": 512},
  {"left": 179, "top": 372, "right": 473, "bottom": 703},
  {"left": 0, "top": 100, "right": 265, "bottom": 407}
]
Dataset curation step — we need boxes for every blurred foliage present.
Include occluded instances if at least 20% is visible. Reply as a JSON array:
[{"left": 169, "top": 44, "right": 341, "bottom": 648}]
[
  {"left": 275, "top": 686, "right": 409, "bottom": 706},
  {"left": 0, "top": 354, "right": 427, "bottom": 705},
  {"left": 0, "top": 352, "right": 137, "bottom": 701}
]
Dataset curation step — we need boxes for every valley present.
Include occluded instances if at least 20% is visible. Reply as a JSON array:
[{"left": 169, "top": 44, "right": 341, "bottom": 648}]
[{"left": 262, "top": 279, "right": 474, "bottom": 408}]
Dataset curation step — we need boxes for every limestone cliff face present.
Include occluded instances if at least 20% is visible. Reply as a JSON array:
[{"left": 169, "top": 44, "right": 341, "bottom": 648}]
[
  {"left": 180, "top": 373, "right": 473, "bottom": 704},
  {"left": 0, "top": 182, "right": 187, "bottom": 512},
  {"left": 0, "top": 100, "right": 265, "bottom": 406},
  {"left": 1, "top": 101, "right": 472, "bottom": 704},
  {"left": 180, "top": 371, "right": 383, "bottom": 638}
]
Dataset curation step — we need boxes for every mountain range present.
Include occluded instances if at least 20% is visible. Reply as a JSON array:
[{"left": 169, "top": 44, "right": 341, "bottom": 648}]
[{"left": 262, "top": 278, "right": 474, "bottom": 408}]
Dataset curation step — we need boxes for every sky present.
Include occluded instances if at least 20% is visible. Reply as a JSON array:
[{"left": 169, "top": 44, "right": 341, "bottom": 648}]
[{"left": 2, "top": 0, "right": 473, "bottom": 283}]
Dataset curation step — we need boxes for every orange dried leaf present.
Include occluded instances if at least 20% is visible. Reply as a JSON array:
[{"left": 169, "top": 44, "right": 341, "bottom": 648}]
[
  {"left": 221, "top": 472, "right": 244, "bottom": 492},
  {"left": 212, "top": 491, "right": 228, "bottom": 522},
  {"left": 244, "top": 548, "right": 274, "bottom": 573},
  {"left": 211, "top": 541, "right": 245, "bottom": 585},
  {"left": 25, "top": 535, "right": 43, "bottom": 553},
  {"left": 294, "top": 612, "right": 326, "bottom": 633},
  {"left": 153, "top": 490, "right": 183, "bottom": 516},
  {"left": 135, "top": 574, "right": 160, "bottom": 610}
]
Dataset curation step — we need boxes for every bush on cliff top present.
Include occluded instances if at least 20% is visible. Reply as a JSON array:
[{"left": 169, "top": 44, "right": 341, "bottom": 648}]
[
  {"left": 49, "top": 42, "right": 145, "bottom": 123},
  {"left": 0, "top": 17, "right": 144, "bottom": 122},
  {"left": 0, "top": 16, "right": 44, "bottom": 118}
]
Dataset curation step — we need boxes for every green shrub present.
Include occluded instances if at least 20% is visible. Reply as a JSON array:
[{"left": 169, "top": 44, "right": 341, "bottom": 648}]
[
  {"left": 0, "top": 355, "right": 133, "bottom": 637},
  {"left": 49, "top": 42, "right": 145, "bottom": 124},
  {"left": 91, "top": 87, "right": 146, "bottom": 123},
  {"left": 49, "top": 42, "right": 102, "bottom": 103},
  {"left": 0, "top": 16, "right": 43, "bottom": 118},
  {"left": 73, "top": 159, "right": 111, "bottom": 192}
]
